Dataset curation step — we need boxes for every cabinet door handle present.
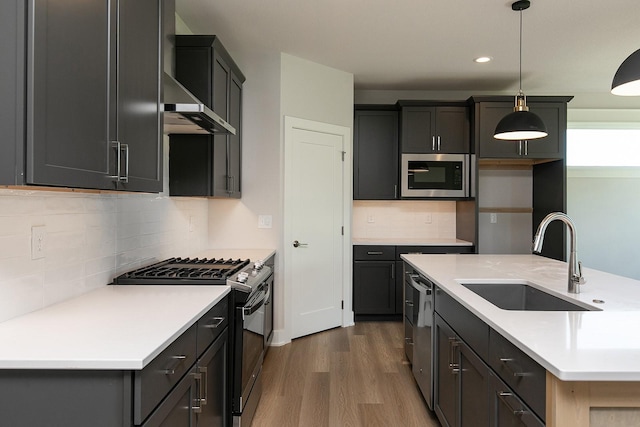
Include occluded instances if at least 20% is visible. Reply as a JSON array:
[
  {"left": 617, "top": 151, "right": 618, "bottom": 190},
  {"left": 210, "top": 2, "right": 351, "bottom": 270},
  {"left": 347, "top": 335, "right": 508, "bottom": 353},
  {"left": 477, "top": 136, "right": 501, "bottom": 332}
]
[
  {"left": 524, "top": 140, "right": 528, "bottom": 156},
  {"left": 518, "top": 140, "right": 523, "bottom": 156},
  {"left": 121, "top": 143, "right": 129, "bottom": 183},
  {"left": 163, "top": 355, "right": 187, "bottom": 375},
  {"left": 499, "top": 357, "right": 531, "bottom": 377},
  {"left": 108, "top": 141, "right": 129, "bottom": 183},
  {"left": 394, "top": 184, "right": 397, "bottom": 198},
  {"left": 448, "top": 337, "right": 460, "bottom": 374},
  {"left": 192, "top": 372, "right": 203, "bottom": 413},
  {"left": 108, "top": 141, "right": 121, "bottom": 182},
  {"left": 437, "top": 135, "right": 441, "bottom": 151},
  {"left": 199, "top": 366, "right": 208, "bottom": 406},
  {"left": 367, "top": 251, "right": 384, "bottom": 255},
  {"left": 405, "top": 300, "right": 414, "bottom": 307},
  {"left": 432, "top": 136, "right": 436, "bottom": 151},
  {"left": 405, "top": 337, "right": 414, "bottom": 345},
  {"left": 497, "top": 391, "right": 527, "bottom": 416},
  {"left": 203, "top": 317, "right": 225, "bottom": 329}
]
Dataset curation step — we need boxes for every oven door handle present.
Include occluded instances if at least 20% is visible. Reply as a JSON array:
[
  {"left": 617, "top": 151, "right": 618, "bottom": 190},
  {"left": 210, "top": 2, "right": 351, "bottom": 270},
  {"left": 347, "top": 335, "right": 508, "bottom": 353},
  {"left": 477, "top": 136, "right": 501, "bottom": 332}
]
[{"left": 242, "top": 290, "right": 267, "bottom": 320}]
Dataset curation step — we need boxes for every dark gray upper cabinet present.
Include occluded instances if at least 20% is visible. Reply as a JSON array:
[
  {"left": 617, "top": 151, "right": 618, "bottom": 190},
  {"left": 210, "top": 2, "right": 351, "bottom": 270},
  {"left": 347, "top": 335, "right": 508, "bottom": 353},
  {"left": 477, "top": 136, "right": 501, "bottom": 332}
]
[
  {"left": 0, "top": 0, "right": 162, "bottom": 192},
  {"left": 400, "top": 104, "right": 470, "bottom": 154},
  {"left": 471, "top": 96, "right": 572, "bottom": 160},
  {"left": 353, "top": 108, "right": 399, "bottom": 200},
  {"left": 170, "top": 36, "right": 245, "bottom": 198}
]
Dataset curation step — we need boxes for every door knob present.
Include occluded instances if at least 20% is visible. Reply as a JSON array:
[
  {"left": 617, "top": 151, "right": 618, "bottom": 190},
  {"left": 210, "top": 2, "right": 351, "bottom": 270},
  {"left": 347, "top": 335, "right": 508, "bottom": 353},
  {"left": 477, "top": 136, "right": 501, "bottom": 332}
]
[{"left": 293, "top": 240, "right": 308, "bottom": 248}]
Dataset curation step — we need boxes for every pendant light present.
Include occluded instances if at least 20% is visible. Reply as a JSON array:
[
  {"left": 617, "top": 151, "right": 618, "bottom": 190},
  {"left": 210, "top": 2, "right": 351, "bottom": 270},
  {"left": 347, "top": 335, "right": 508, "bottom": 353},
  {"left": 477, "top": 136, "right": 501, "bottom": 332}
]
[
  {"left": 611, "top": 48, "right": 640, "bottom": 96},
  {"left": 494, "top": 0, "right": 548, "bottom": 141}
]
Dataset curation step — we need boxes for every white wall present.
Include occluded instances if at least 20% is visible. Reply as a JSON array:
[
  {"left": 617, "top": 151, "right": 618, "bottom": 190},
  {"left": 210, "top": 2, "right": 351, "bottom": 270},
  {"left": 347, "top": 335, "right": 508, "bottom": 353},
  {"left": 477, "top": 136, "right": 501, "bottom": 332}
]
[
  {"left": 567, "top": 167, "right": 640, "bottom": 280},
  {"left": 203, "top": 50, "right": 353, "bottom": 342},
  {"left": 0, "top": 185, "right": 209, "bottom": 323}
]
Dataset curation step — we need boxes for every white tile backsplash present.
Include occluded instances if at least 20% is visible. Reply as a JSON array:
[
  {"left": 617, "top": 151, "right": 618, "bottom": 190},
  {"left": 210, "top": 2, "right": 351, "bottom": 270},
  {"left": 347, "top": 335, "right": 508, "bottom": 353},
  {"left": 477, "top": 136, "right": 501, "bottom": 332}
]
[
  {"left": 352, "top": 200, "right": 457, "bottom": 240},
  {"left": 0, "top": 188, "right": 209, "bottom": 323}
]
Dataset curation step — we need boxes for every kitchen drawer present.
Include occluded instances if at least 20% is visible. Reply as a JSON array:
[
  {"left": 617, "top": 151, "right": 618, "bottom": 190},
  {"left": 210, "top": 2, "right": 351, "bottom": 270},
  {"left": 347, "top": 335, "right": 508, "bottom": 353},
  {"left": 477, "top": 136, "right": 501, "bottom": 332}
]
[
  {"left": 134, "top": 323, "right": 198, "bottom": 425},
  {"left": 435, "top": 287, "right": 489, "bottom": 361},
  {"left": 489, "top": 371, "right": 544, "bottom": 427},
  {"left": 196, "top": 295, "right": 229, "bottom": 356},
  {"left": 489, "top": 328, "right": 546, "bottom": 422},
  {"left": 353, "top": 245, "right": 395, "bottom": 260}
]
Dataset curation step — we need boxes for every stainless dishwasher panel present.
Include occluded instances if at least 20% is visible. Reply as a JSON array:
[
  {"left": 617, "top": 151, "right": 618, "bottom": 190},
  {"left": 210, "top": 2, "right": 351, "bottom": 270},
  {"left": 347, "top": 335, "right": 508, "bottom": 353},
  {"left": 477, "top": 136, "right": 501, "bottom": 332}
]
[{"left": 410, "top": 273, "right": 434, "bottom": 410}]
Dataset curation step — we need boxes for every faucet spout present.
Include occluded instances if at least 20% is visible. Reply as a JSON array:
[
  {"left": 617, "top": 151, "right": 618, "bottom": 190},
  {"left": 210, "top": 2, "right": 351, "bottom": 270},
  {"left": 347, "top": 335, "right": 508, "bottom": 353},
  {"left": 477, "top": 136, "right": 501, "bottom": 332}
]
[{"left": 532, "top": 212, "right": 584, "bottom": 294}]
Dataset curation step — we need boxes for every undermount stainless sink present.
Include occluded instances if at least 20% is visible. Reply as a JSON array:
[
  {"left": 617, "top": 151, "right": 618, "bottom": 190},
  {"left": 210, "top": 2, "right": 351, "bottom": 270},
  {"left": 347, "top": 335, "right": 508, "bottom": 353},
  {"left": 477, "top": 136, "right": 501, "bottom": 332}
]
[{"left": 460, "top": 282, "right": 595, "bottom": 311}]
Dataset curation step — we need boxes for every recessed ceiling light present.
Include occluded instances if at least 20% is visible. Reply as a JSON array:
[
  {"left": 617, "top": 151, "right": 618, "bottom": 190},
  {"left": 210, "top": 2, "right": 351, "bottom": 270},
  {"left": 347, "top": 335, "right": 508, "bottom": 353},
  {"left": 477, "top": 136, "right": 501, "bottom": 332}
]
[{"left": 474, "top": 56, "right": 492, "bottom": 63}]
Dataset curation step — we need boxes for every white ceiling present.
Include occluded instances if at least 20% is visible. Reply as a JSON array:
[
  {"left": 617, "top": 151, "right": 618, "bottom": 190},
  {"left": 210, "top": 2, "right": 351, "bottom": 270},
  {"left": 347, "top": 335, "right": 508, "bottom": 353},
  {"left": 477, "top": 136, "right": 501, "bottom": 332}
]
[{"left": 176, "top": 0, "right": 640, "bottom": 110}]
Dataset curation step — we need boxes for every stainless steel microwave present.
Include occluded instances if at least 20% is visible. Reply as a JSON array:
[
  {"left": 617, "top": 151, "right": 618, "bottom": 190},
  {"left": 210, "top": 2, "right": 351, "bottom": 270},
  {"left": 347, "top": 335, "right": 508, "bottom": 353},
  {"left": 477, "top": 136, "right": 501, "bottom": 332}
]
[{"left": 401, "top": 153, "right": 472, "bottom": 198}]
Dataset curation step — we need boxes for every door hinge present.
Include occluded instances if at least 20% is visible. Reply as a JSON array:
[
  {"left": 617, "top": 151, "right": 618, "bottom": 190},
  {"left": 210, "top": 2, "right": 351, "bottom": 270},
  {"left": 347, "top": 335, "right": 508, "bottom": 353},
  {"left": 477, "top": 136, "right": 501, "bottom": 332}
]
[{"left": 341, "top": 151, "right": 346, "bottom": 161}]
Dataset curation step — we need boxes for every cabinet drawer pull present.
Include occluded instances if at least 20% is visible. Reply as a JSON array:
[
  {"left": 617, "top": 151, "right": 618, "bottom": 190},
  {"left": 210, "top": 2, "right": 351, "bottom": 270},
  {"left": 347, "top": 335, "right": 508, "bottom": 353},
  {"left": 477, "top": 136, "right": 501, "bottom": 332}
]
[
  {"left": 163, "top": 355, "right": 187, "bottom": 375},
  {"left": 405, "top": 300, "right": 414, "bottom": 307},
  {"left": 405, "top": 337, "right": 414, "bottom": 345},
  {"left": 498, "top": 391, "right": 527, "bottom": 416},
  {"left": 203, "top": 317, "right": 225, "bottom": 329},
  {"left": 367, "top": 251, "right": 384, "bottom": 255},
  {"left": 499, "top": 357, "right": 531, "bottom": 377}
]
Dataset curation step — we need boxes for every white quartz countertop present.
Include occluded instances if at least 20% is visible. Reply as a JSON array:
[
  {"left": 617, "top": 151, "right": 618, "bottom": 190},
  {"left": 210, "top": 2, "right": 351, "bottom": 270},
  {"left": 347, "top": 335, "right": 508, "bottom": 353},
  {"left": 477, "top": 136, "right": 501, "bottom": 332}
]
[
  {"left": 353, "top": 238, "right": 473, "bottom": 246},
  {"left": 402, "top": 254, "right": 640, "bottom": 381},
  {"left": 0, "top": 285, "right": 229, "bottom": 370}
]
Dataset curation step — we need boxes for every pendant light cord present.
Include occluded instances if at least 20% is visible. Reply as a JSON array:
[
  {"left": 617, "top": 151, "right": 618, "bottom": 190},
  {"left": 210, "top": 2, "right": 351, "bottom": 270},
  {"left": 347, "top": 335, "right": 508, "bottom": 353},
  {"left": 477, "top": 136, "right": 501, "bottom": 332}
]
[{"left": 519, "top": 8, "right": 523, "bottom": 93}]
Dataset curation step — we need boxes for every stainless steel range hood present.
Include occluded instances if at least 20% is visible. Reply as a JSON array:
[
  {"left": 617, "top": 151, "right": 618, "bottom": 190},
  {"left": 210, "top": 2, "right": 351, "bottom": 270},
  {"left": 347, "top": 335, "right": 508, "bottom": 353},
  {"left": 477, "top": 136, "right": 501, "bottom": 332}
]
[{"left": 163, "top": 72, "right": 236, "bottom": 135}]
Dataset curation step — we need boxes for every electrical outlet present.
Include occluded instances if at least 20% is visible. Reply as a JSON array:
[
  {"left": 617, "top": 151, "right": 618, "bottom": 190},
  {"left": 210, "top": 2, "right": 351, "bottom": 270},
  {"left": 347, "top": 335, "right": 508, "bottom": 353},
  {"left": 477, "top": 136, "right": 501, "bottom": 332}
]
[
  {"left": 367, "top": 215, "right": 375, "bottom": 223},
  {"left": 425, "top": 213, "right": 432, "bottom": 224},
  {"left": 258, "top": 215, "right": 272, "bottom": 229},
  {"left": 31, "top": 225, "right": 46, "bottom": 260},
  {"left": 490, "top": 213, "right": 498, "bottom": 224}
]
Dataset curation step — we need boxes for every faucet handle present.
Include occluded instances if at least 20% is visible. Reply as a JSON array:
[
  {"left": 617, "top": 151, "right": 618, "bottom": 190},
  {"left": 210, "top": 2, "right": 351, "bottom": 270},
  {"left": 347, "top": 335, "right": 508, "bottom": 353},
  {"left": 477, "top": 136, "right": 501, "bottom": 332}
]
[{"left": 577, "top": 261, "right": 586, "bottom": 285}]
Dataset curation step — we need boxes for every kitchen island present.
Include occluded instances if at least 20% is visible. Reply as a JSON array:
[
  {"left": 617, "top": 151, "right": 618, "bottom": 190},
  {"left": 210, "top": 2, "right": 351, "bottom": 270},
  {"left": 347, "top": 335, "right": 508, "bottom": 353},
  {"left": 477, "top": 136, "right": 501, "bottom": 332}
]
[{"left": 402, "top": 253, "right": 640, "bottom": 427}]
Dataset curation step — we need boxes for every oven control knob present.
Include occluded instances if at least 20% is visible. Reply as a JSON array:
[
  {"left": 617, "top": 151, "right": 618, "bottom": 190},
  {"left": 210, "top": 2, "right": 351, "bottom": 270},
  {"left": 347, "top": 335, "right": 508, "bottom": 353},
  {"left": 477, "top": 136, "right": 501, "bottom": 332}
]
[
  {"left": 254, "top": 260, "right": 264, "bottom": 270},
  {"left": 237, "top": 272, "right": 249, "bottom": 283}
]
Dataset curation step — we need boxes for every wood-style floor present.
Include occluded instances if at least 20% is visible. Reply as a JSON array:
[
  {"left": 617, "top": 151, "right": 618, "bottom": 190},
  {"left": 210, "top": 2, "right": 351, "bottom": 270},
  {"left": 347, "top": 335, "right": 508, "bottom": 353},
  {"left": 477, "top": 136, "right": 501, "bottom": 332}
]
[{"left": 252, "top": 321, "right": 441, "bottom": 427}]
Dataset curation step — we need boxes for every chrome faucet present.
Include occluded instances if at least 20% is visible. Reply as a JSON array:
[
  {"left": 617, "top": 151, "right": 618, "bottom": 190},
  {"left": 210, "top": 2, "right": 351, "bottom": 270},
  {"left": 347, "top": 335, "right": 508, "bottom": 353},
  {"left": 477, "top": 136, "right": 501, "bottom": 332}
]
[{"left": 532, "top": 212, "right": 585, "bottom": 294}]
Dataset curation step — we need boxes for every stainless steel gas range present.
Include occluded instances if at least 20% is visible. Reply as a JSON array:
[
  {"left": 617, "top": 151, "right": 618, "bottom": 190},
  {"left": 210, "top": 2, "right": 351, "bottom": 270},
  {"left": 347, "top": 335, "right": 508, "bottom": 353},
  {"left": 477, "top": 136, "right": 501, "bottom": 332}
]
[{"left": 114, "top": 257, "right": 273, "bottom": 427}]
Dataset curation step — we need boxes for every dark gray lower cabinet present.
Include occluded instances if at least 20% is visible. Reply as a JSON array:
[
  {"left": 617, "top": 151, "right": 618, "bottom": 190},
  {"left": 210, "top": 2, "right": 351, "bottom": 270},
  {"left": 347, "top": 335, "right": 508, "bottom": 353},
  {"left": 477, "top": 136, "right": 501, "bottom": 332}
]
[
  {"left": 434, "top": 287, "right": 543, "bottom": 427},
  {"left": 356, "top": 245, "right": 474, "bottom": 317},
  {"left": 0, "top": 299, "right": 229, "bottom": 427},
  {"left": 353, "top": 260, "right": 396, "bottom": 314}
]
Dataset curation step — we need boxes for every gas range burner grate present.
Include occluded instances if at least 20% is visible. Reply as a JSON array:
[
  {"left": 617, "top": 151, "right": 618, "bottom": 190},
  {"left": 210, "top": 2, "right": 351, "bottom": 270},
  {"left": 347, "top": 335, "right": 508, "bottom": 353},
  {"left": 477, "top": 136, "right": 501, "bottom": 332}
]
[{"left": 114, "top": 257, "right": 250, "bottom": 285}]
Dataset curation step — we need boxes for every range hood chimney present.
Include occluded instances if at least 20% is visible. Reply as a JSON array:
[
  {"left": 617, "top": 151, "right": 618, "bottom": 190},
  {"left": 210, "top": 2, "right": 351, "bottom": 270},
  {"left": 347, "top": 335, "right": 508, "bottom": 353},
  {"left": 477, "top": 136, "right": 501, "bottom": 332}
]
[{"left": 163, "top": 72, "right": 236, "bottom": 135}]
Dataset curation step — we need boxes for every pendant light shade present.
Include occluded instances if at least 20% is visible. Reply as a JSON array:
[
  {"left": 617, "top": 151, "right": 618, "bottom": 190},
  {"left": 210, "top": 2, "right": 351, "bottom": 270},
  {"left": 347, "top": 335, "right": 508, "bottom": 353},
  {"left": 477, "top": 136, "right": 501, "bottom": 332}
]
[
  {"left": 494, "top": 92, "right": 548, "bottom": 140},
  {"left": 611, "top": 48, "right": 640, "bottom": 96},
  {"left": 494, "top": 0, "right": 547, "bottom": 141}
]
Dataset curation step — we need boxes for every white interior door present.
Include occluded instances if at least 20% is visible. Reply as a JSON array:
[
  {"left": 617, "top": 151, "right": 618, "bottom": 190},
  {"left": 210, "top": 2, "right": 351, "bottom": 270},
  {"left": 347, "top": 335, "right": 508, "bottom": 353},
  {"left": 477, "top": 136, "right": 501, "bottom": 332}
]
[{"left": 284, "top": 116, "right": 349, "bottom": 339}]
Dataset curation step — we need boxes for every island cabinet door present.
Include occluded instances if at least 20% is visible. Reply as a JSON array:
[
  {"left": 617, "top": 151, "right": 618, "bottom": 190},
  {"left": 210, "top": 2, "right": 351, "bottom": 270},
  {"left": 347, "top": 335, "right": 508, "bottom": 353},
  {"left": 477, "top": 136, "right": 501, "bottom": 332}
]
[
  {"left": 459, "top": 341, "right": 490, "bottom": 427},
  {"left": 434, "top": 314, "right": 458, "bottom": 427}
]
